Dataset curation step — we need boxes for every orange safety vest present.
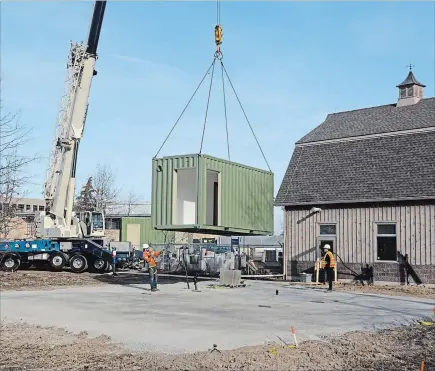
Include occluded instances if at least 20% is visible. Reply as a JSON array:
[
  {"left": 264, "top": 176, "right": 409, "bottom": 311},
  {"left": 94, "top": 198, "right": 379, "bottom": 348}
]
[
  {"left": 143, "top": 250, "right": 160, "bottom": 268},
  {"left": 321, "top": 251, "right": 336, "bottom": 269}
]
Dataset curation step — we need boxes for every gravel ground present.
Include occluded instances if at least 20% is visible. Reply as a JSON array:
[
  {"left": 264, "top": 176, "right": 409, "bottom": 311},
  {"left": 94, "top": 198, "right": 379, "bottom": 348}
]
[
  {"left": 0, "top": 321, "right": 433, "bottom": 371},
  {"left": 1, "top": 270, "right": 434, "bottom": 299}
]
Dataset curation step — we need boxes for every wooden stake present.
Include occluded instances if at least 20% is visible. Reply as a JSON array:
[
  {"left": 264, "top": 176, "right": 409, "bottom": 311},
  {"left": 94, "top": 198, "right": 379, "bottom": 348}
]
[{"left": 315, "top": 260, "right": 320, "bottom": 283}]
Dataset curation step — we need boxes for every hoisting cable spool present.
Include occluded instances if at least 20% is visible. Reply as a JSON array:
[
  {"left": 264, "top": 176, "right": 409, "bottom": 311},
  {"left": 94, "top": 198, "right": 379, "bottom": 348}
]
[{"left": 154, "top": 1, "right": 271, "bottom": 173}]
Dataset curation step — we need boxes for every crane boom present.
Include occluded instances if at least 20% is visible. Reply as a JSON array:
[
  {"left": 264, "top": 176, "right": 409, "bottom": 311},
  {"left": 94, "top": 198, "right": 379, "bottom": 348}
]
[
  {"left": 37, "top": 1, "right": 106, "bottom": 239},
  {"left": 86, "top": 0, "right": 106, "bottom": 55}
]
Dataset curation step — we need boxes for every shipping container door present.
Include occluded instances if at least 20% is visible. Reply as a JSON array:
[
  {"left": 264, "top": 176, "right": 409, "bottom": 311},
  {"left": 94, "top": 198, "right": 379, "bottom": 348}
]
[{"left": 126, "top": 224, "right": 141, "bottom": 249}]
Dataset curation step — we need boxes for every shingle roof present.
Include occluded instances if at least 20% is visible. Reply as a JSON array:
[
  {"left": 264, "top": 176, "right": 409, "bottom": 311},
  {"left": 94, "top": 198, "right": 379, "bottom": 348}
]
[
  {"left": 297, "top": 98, "right": 435, "bottom": 144},
  {"left": 275, "top": 98, "right": 435, "bottom": 206},
  {"left": 397, "top": 71, "right": 426, "bottom": 88}
]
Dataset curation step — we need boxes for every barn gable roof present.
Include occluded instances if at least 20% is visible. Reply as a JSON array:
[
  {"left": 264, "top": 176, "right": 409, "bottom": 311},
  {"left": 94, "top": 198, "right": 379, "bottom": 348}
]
[
  {"left": 275, "top": 98, "right": 435, "bottom": 206},
  {"left": 297, "top": 97, "right": 435, "bottom": 144}
]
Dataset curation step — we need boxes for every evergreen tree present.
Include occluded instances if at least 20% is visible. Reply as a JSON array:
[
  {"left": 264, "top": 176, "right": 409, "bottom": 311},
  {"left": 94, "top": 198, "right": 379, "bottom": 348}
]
[{"left": 74, "top": 177, "right": 96, "bottom": 212}]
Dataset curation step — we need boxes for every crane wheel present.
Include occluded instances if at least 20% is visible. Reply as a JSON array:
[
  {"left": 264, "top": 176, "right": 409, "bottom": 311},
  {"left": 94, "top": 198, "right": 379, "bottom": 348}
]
[
  {"left": 69, "top": 254, "right": 88, "bottom": 273},
  {"left": 1, "top": 253, "right": 21, "bottom": 272},
  {"left": 90, "top": 257, "right": 108, "bottom": 273},
  {"left": 48, "top": 252, "right": 67, "bottom": 271}
]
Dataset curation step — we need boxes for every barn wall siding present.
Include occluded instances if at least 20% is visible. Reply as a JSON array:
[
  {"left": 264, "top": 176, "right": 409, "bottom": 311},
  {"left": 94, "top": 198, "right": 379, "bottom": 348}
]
[{"left": 284, "top": 202, "right": 435, "bottom": 284}]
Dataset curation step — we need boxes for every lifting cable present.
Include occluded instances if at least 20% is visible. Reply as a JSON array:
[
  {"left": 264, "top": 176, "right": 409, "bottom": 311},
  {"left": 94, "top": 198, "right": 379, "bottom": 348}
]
[
  {"left": 153, "top": 59, "right": 217, "bottom": 159},
  {"left": 220, "top": 58, "right": 230, "bottom": 160},
  {"left": 154, "top": 1, "right": 272, "bottom": 173},
  {"left": 199, "top": 57, "right": 217, "bottom": 154}
]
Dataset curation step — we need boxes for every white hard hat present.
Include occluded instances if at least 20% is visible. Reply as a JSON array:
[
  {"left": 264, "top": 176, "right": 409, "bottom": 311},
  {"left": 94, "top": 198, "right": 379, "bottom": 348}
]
[
  {"left": 323, "top": 244, "right": 331, "bottom": 250},
  {"left": 142, "top": 243, "right": 150, "bottom": 250}
]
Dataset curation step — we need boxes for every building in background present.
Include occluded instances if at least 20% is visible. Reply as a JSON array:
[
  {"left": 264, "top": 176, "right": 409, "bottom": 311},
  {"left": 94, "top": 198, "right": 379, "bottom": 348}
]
[
  {"left": 0, "top": 198, "right": 46, "bottom": 239},
  {"left": 275, "top": 70, "right": 435, "bottom": 284},
  {"left": 104, "top": 200, "right": 152, "bottom": 241}
]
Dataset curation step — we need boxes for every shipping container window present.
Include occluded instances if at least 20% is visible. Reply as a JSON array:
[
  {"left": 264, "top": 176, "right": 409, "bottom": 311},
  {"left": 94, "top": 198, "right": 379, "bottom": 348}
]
[
  {"left": 377, "top": 223, "right": 397, "bottom": 261},
  {"left": 174, "top": 168, "right": 197, "bottom": 225},
  {"left": 26, "top": 204, "right": 31, "bottom": 211},
  {"left": 319, "top": 224, "right": 336, "bottom": 235},
  {"left": 33, "top": 205, "right": 38, "bottom": 212},
  {"left": 18, "top": 204, "right": 24, "bottom": 211},
  {"left": 39, "top": 205, "right": 45, "bottom": 211}
]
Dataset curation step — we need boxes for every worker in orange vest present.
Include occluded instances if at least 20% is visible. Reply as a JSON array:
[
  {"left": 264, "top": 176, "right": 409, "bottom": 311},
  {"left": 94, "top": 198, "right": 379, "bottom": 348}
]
[
  {"left": 321, "top": 244, "right": 336, "bottom": 291},
  {"left": 142, "top": 244, "right": 161, "bottom": 292}
]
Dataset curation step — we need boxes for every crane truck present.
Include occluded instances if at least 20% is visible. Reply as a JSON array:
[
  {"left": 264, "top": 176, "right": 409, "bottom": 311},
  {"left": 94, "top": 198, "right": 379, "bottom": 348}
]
[{"left": 0, "top": 1, "right": 114, "bottom": 273}]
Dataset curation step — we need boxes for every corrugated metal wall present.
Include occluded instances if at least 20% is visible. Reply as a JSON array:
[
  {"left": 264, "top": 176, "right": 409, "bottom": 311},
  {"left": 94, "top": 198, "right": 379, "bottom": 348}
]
[
  {"left": 284, "top": 203, "right": 435, "bottom": 266},
  {"left": 152, "top": 155, "right": 199, "bottom": 228},
  {"left": 200, "top": 155, "right": 274, "bottom": 233},
  {"left": 121, "top": 216, "right": 175, "bottom": 246},
  {"left": 151, "top": 154, "right": 274, "bottom": 234}
]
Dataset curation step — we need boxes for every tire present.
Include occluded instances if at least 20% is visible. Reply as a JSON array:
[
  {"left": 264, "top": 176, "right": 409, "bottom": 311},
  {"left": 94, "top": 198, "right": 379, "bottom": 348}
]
[
  {"left": 90, "top": 258, "right": 108, "bottom": 273},
  {"left": 69, "top": 254, "right": 88, "bottom": 273},
  {"left": 48, "top": 252, "right": 67, "bottom": 271},
  {"left": 1, "top": 254, "right": 21, "bottom": 272}
]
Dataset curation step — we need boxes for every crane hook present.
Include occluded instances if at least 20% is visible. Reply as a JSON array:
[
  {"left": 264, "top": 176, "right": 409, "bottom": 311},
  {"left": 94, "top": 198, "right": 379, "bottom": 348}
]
[{"left": 214, "top": 24, "right": 223, "bottom": 50}]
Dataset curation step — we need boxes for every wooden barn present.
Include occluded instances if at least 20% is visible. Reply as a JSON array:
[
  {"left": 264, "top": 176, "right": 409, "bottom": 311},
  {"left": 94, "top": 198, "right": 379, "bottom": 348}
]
[{"left": 275, "top": 70, "right": 435, "bottom": 285}]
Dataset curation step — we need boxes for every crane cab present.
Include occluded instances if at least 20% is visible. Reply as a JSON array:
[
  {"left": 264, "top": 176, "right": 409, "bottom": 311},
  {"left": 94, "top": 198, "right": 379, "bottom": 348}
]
[{"left": 79, "top": 211, "right": 105, "bottom": 237}]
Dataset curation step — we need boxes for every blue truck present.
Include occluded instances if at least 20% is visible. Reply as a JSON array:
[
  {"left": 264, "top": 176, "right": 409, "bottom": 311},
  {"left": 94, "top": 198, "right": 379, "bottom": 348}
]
[{"left": 0, "top": 239, "right": 113, "bottom": 273}]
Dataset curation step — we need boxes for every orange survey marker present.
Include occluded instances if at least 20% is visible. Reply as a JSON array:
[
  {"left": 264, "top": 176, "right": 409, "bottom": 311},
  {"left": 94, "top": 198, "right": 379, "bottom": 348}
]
[
  {"left": 420, "top": 361, "right": 424, "bottom": 371},
  {"left": 291, "top": 326, "right": 298, "bottom": 348}
]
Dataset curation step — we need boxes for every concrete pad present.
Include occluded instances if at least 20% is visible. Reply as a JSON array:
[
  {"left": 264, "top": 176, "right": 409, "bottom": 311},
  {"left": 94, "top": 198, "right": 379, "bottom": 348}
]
[{"left": 1, "top": 279, "right": 432, "bottom": 354}]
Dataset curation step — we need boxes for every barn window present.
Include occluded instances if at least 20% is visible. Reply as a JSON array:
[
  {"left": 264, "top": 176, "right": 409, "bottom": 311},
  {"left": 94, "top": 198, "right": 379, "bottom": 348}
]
[
  {"left": 376, "top": 223, "right": 397, "bottom": 261},
  {"left": 319, "top": 224, "right": 336, "bottom": 235}
]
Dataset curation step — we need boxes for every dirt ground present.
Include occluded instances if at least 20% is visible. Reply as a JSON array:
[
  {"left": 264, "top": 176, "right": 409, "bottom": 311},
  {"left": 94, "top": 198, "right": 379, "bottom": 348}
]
[
  {"left": 0, "top": 269, "right": 142, "bottom": 291},
  {"left": 0, "top": 321, "right": 433, "bottom": 371},
  {"left": 1, "top": 270, "right": 434, "bottom": 299},
  {"left": 1, "top": 271, "right": 434, "bottom": 370},
  {"left": 290, "top": 281, "right": 435, "bottom": 299}
]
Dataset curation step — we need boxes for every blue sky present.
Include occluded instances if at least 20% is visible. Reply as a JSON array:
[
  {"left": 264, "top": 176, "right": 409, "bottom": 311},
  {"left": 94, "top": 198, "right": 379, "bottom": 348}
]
[{"left": 1, "top": 1, "right": 434, "bottom": 233}]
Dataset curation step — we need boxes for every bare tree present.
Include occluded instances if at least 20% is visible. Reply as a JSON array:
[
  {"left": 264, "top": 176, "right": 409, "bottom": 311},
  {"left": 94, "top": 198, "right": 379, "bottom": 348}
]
[
  {"left": 0, "top": 102, "right": 37, "bottom": 239},
  {"left": 126, "top": 188, "right": 140, "bottom": 216},
  {"left": 93, "top": 164, "right": 119, "bottom": 216}
]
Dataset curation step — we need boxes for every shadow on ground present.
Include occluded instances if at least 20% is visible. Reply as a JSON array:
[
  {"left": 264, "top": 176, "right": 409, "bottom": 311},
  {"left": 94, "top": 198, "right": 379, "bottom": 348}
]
[{"left": 92, "top": 272, "right": 214, "bottom": 289}]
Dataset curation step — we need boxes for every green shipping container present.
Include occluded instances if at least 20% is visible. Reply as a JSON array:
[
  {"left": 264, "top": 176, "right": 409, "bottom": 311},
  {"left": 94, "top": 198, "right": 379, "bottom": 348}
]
[
  {"left": 151, "top": 154, "right": 274, "bottom": 236},
  {"left": 121, "top": 216, "right": 175, "bottom": 247}
]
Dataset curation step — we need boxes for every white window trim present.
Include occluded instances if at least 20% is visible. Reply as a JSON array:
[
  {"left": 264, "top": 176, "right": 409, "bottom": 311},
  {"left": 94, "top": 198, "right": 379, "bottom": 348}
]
[{"left": 375, "top": 221, "right": 398, "bottom": 263}]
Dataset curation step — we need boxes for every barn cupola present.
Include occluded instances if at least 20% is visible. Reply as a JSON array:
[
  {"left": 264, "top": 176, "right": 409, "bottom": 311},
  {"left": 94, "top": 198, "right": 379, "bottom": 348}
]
[{"left": 396, "top": 65, "right": 426, "bottom": 107}]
